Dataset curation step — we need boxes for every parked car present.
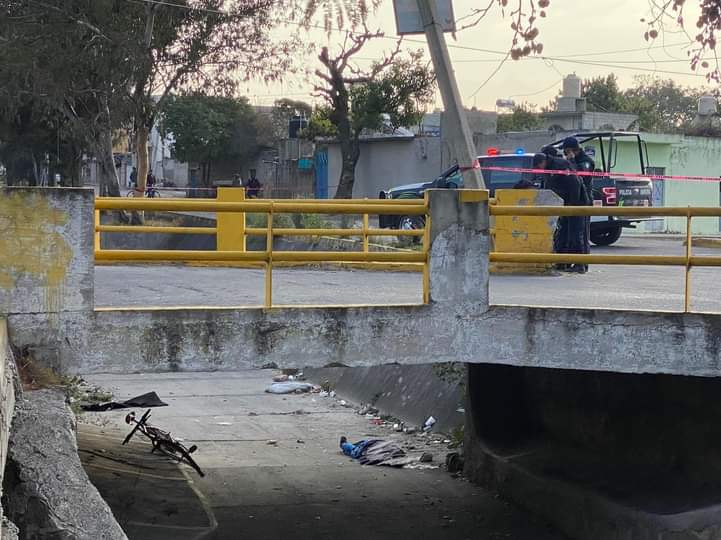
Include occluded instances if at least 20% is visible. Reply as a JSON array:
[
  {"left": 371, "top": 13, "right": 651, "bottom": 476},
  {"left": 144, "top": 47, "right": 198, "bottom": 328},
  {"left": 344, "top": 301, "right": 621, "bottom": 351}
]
[{"left": 379, "top": 132, "right": 653, "bottom": 246}]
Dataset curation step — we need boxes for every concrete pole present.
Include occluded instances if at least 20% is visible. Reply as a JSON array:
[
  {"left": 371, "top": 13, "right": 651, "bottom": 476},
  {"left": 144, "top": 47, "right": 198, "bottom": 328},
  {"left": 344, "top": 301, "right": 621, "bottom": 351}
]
[{"left": 416, "top": 0, "right": 485, "bottom": 189}]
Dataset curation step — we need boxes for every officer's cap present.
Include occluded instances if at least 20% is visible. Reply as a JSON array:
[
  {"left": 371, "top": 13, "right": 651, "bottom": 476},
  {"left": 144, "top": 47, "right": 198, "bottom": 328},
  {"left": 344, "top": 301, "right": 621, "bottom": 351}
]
[{"left": 561, "top": 137, "right": 580, "bottom": 150}]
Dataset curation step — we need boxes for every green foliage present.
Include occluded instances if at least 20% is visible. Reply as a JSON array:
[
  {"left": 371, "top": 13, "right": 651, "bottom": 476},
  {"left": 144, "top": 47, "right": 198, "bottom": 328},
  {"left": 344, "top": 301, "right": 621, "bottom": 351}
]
[
  {"left": 350, "top": 54, "right": 436, "bottom": 134},
  {"left": 551, "top": 74, "right": 717, "bottom": 134},
  {"left": 497, "top": 103, "right": 543, "bottom": 132},
  {"left": 622, "top": 76, "right": 704, "bottom": 133},
  {"left": 582, "top": 75, "right": 625, "bottom": 112},
  {"left": 161, "top": 94, "right": 263, "bottom": 167},
  {"left": 245, "top": 212, "right": 330, "bottom": 231},
  {"left": 245, "top": 213, "right": 295, "bottom": 229},
  {"left": 297, "top": 213, "right": 332, "bottom": 229},
  {"left": 0, "top": 0, "right": 288, "bottom": 192},
  {"left": 302, "top": 107, "right": 338, "bottom": 139}
]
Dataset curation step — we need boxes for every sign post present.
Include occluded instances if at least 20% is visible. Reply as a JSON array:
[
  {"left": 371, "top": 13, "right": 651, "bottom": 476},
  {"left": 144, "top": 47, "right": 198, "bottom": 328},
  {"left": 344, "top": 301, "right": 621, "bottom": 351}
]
[{"left": 395, "top": 0, "right": 484, "bottom": 189}]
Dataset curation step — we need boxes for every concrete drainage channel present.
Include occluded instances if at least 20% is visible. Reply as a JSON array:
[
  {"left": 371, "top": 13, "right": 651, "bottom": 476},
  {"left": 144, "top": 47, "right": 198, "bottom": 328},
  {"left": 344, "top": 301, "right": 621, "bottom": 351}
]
[{"left": 0, "top": 363, "right": 469, "bottom": 540}]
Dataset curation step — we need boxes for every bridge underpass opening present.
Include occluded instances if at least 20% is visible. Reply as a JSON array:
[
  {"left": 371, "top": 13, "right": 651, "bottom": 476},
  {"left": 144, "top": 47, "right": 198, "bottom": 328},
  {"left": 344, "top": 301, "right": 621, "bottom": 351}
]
[{"left": 465, "top": 363, "right": 721, "bottom": 539}]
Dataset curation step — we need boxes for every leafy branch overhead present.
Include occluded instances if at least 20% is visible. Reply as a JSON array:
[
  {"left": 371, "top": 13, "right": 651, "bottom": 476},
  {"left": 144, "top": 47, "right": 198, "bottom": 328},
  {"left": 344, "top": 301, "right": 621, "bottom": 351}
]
[
  {"left": 644, "top": 0, "right": 721, "bottom": 80},
  {"left": 458, "top": 0, "right": 550, "bottom": 59}
]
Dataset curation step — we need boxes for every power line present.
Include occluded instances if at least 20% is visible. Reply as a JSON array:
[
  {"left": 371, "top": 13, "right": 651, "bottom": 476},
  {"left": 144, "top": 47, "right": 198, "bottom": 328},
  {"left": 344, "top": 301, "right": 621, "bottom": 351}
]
[
  {"left": 468, "top": 53, "right": 509, "bottom": 99},
  {"left": 125, "top": 0, "right": 696, "bottom": 63},
  {"left": 507, "top": 78, "right": 564, "bottom": 99}
]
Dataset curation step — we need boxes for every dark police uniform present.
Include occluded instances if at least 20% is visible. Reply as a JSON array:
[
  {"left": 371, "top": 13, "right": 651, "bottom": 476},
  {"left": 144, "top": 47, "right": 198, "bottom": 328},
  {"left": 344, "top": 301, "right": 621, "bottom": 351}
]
[
  {"left": 539, "top": 156, "right": 586, "bottom": 258},
  {"left": 572, "top": 151, "right": 594, "bottom": 268}
]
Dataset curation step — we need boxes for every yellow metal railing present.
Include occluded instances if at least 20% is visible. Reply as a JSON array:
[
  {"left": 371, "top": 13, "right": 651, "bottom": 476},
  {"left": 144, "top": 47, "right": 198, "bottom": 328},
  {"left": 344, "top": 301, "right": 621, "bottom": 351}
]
[
  {"left": 489, "top": 205, "right": 721, "bottom": 312},
  {"left": 94, "top": 194, "right": 430, "bottom": 308}
]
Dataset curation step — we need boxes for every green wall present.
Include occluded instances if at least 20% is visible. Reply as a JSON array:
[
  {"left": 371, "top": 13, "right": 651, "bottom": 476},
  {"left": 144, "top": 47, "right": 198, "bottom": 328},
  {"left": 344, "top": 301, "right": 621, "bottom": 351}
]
[{"left": 611, "top": 135, "right": 721, "bottom": 234}]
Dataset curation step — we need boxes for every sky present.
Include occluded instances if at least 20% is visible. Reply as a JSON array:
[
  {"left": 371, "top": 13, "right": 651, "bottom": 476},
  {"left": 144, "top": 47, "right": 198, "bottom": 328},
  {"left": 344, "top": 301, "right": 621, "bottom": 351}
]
[{"left": 241, "top": 0, "right": 716, "bottom": 111}]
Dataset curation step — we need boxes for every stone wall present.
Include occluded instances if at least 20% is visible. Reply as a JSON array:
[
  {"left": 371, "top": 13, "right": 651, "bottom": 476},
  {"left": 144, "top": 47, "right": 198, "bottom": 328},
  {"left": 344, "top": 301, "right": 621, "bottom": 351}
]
[{"left": 0, "top": 320, "right": 17, "bottom": 535}]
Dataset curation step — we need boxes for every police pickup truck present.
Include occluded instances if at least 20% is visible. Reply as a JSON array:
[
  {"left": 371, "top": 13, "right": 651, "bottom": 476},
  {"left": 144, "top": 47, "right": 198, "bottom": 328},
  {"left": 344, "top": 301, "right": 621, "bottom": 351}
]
[{"left": 378, "top": 131, "right": 653, "bottom": 246}]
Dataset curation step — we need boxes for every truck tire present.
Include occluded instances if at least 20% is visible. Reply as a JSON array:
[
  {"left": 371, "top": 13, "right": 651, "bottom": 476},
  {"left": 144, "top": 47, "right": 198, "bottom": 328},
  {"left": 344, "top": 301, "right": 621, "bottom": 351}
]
[
  {"left": 398, "top": 215, "right": 425, "bottom": 245},
  {"left": 590, "top": 226, "right": 622, "bottom": 246}
]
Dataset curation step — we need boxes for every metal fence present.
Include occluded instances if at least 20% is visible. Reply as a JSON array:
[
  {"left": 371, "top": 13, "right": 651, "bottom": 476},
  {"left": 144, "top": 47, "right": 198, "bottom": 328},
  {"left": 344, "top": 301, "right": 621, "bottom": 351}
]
[
  {"left": 94, "top": 195, "right": 430, "bottom": 308},
  {"left": 490, "top": 204, "right": 721, "bottom": 312}
]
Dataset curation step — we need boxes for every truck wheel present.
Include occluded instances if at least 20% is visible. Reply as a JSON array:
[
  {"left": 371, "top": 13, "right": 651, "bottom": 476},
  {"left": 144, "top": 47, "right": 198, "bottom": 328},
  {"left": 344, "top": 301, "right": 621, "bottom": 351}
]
[
  {"left": 590, "top": 226, "right": 622, "bottom": 246},
  {"left": 398, "top": 215, "right": 425, "bottom": 245}
]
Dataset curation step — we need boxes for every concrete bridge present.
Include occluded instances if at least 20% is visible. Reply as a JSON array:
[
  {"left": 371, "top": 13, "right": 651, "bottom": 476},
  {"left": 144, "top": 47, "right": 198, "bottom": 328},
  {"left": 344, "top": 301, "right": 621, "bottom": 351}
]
[{"left": 4, "top": 186, "right": 721, "bottom": 539}]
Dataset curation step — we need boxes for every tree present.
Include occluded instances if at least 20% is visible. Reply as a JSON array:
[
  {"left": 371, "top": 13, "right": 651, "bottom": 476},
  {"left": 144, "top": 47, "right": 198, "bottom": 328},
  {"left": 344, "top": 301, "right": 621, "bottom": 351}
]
[
  {"left": 582, "top": 75, "right": 625, "bottom": 113},
  {"left": 161, "top": 94, "right": 268, "bottom": 187},
  {"left": 312, "top": 31, "right": 435, "bottom": 198},
  {"left": 122, "top": 0, "right": 289, "bottom": 196},
  {"left": 0, "top": 0, "right": 133, "bottom": 194},
  {"left": 497, "top": 104, "right": 543, "bottom": 132},
  {"left": 1, "top": 0, "right": 297, "bottom": 197},
  {"left": 623, "top": 76, "right": 702, "bottom": 132}
]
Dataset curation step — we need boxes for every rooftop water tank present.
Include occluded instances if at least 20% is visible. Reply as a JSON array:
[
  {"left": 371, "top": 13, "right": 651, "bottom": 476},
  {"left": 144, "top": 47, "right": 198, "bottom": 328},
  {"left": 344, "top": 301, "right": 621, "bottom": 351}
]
[
  {"left": 698, "top": 95, "right": 717, "bottom": 116},
  {"left": 563, "top": 74, "right": 582, "bottom": 99}
]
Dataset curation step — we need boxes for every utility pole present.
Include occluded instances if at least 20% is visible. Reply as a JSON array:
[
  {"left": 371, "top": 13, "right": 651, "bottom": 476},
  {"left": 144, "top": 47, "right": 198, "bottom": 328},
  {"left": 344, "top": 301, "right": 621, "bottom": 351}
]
[{"left": 415, "top": 0, "right": 485, "bottom": 189}]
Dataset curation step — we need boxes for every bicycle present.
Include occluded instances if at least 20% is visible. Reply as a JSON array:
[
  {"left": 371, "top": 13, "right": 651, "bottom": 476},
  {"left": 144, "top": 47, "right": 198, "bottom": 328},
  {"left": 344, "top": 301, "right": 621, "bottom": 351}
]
[
  {"left": 126, "top": 187, "right": 161, "bottom": 198},
  {"left": 123, "top": 409, "right": 205, "bottom": 477}
]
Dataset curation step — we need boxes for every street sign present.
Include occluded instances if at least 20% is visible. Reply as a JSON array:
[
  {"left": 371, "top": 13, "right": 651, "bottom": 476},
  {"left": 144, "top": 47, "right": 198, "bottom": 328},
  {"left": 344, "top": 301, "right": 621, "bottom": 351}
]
[{"left": 393, "top": 0, "right": 456, "bottom": 35}]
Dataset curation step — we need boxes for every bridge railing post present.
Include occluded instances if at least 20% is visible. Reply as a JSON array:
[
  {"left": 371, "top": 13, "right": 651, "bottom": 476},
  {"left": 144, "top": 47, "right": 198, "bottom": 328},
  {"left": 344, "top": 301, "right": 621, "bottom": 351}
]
[{"left": 426, "top": 189, "right": 490, "bottom": 312}]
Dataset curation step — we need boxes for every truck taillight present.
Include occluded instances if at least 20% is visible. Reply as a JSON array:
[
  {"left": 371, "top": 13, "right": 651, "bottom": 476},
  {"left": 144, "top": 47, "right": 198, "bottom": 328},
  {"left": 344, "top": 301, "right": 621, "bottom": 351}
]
[{"left": 602, "top": 187, "right": 617, "bottom": 205}]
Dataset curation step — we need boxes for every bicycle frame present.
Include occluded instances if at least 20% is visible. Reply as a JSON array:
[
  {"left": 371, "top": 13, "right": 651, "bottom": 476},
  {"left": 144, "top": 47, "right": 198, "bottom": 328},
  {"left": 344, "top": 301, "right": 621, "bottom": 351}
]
[{"left": 123, "top": 409, "right": 204, "bottom": 476}]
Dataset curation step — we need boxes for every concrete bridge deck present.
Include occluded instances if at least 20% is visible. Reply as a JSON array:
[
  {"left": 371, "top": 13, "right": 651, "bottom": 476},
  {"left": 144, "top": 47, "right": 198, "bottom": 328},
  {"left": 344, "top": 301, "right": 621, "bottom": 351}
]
[{"left": 95, "top": 237, "right": 721, "bottom": 313}]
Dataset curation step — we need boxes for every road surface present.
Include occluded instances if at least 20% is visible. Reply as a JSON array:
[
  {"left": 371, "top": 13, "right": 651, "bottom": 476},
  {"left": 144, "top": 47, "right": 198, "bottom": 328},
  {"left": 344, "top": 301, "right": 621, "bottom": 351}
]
[
  {"left": 94, "top": 236, "right": 721, "bottom": 313},
  {"left": 78, "top": 370, "right": 563, "bottom": 540}
]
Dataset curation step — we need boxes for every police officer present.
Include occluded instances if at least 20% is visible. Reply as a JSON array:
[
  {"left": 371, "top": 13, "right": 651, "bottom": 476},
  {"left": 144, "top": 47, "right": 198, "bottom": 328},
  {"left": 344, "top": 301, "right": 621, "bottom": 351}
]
[
  {"left": 562, "top": 137, "right": 594, "bottom": 272},
  {"left": 532, "top": 152, "right": 586, "bottom": 272}
]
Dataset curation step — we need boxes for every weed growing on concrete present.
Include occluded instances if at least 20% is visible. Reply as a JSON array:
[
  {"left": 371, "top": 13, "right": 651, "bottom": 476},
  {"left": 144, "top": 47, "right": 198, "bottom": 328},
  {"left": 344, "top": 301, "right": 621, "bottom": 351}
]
[
  {"left": 15, "top": 348, "right": 112, "bottom": 415},
  {"left": 448, "top": 425, "right": 464, "bottom": 450}
]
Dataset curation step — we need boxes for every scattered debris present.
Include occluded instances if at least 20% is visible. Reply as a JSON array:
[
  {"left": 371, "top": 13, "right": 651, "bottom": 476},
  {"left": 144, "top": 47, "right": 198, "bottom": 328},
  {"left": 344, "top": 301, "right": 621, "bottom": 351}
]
[
  {"left": 296, "top": 439, "right": 305, "bottom": 444},
  {"left": 216, "top": 422, "right": 232, "bottom": 426},
  {"left": 267, "top": 440, "right": 278, "bottom": 446},
  {"left": 357, "top": 404, "right": 379, "bottom": 416},
  {"left": 419, "top": 452, "right": 433, "bottom": 463},
  {"left": 272, "top": 374, "right": 289, "bottom": 383},
  {"left": 404, "top": 462, "right": 439, "bottom": 470},
  {"left": 248, "top": 412, "right": 258, "bottom": 416},
  {"left": 393, "top": 422, "right": 404, "bottom": 432},
  {"left": 265, "top": 382, "right": 315, "bottom": 395},
  {"left": 81, "top": 391, "right": 167, "bottom": 412},
  {"left": 423, "top": 416, "right": 437, "bottom": 432},
  {"left": 261, "top": 362, "right": 278, "bottom": 369}
]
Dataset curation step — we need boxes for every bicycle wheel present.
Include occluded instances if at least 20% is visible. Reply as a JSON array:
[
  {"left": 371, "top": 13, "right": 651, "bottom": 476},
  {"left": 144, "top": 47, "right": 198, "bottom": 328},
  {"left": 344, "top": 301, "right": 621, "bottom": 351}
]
[
  {"left": 122, "top": 409, "right": 152, "bottom": 445},
  {"left": 158, "top": 440, "right": 205, "bottom": 477}
]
